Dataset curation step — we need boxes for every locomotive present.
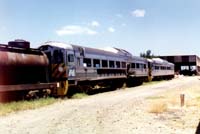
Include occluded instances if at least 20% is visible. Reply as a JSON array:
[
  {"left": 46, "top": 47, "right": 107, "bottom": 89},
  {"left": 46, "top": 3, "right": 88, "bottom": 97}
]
[
  {"left": 39, "top": 41, "right": 174, "bottom": 94},
  {"left": 0, "top": 40, "right": 174, "bottom": 101}
]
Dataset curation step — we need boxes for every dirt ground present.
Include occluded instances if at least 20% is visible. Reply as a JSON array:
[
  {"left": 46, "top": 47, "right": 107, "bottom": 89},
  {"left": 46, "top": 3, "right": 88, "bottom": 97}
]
[{"left": 0, "top": 76, "right": 200, "bottom": 134}]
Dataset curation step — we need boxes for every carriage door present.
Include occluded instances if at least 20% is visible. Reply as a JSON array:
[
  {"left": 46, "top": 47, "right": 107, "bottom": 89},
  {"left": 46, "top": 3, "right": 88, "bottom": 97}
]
[
  {"left": 67, "top": 51, "right": 76, "bottom": 78},
  {"left": 52, "top": 49, "right": 67, "bottom": 81}
]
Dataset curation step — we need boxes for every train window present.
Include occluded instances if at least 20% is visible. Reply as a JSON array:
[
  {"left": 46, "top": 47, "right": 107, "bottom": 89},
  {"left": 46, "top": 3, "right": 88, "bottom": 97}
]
[
  {"left": 78, "top": 47, "right": 84, "bottom": 56},
  {"left": 155, "top": 66, "right": 159, "bottom": 70},
  {"left": 102, "top": 60, "right": 108, "bottom": 67},
  {"left": 131, "top": 63, "right": 135, "bottom": 68},
  {"left": 116, "top": 61, "right": 121, "bottom": 68},
  {"left": 140, "top": 64, "right": 144, "bottom": 69},
  {"left": 83, "top": 58, "right": 91, "bottom": 67},
  {"left": 93, "top": 59, "right": 100, "bottom": 68},
  {"left": 109, "top": 61, "right": 115, "bottom": 68},
  {"left": 68, "top": 54, "right": 74, "bottom": 62},
  {"left": 136, "top": 63, "right": 140, "bottom": 69},
  {"left": 53, "top": 50, "right": 63, "bottom": 63},
  {"left": 122, "top": 62, "right": 126, "bottom": 68}
]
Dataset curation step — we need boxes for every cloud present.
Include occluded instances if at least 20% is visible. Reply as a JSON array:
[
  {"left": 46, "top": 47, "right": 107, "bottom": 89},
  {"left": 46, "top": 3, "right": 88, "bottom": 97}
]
[
  {"left": 90, "top": 21, "right": 100, "bottom": 27},
  {"left": 56, "top": 25, "right": 97, "bottom": 36},
  {"left": 131, "top": 9, "right": 146, "bottom": 17},
  {"left": 108, "top": 27, "right": 115, "bottom": 33}
]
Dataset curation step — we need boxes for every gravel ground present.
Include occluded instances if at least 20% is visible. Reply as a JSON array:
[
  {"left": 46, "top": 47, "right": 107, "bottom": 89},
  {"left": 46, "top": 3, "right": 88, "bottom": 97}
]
[{"left": 0, "top": 76, "right": 200, "bottom": 134}]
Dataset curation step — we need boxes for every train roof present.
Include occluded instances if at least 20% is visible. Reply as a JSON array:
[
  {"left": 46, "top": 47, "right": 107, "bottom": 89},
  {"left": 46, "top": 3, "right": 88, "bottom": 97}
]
[
  {"left": 132, "top": 56, "right": 148, "bottom": 62},
  {"left": 41, "top": 41, "right": 73, "bottom": 50},
  {"left": 149, "top": 58, "right": 174, "bottom": 66},
  {"left": 71, "top": 44, "right": 133, "bottom": 58},
  {"left": 99, "top": 46, "right": 119, "bottom": 53},
  {"left": 40, "top": 41, "right": 132, "bottom": 57}
]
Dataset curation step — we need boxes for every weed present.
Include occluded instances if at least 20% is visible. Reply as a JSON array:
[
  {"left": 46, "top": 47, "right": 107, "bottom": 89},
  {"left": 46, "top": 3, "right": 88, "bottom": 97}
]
[
  {"left": 148, "top": 102, "right": 168, "bottom": 114},
  {"left": 0, "top": 97, "right": 58, "bottom": 116},
  {"left": 71, "top": 93, "right": 88, "bottom": 99}
]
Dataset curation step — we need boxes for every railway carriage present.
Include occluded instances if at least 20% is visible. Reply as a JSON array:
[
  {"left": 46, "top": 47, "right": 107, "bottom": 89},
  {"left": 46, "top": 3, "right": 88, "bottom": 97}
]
[
  {"left": 148, "top": 58, "right": 174, "bottom": 80},
  {"left": 127, "top": 56, "right": 149, "bottom": 85}
]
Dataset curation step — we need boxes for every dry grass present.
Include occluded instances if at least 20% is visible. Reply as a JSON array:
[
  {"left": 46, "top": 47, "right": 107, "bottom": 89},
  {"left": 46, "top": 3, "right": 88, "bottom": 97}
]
[
  {"left": 185, "top": 96, "right": 200, "bottom": 107},
  {"left": 0, "top": 97, "right": 59, "bottom": 116},
  {"left": 147, "top": 84, "right": 200, "bottom": 115},
  {"left": 148, "top": 101, "right": 168, "bottom": 114},
  {"left": 71, "top": 93, "right": 88, "bottom": 99},
  {"left": 143, "top": 80, "right": 164, "bottom": 86}
]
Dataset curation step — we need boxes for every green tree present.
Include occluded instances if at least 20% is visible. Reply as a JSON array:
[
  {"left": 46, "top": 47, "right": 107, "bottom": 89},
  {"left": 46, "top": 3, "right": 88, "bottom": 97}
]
[{"left": 140, "top": 50, "right": 155, "bottom": 58}]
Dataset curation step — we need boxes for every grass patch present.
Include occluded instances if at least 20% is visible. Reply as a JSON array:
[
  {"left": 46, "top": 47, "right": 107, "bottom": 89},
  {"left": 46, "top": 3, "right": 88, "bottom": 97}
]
[
  {"left": 143, "top": 80, "right": 164, "bottom": 86},
  {"left": 196, "top": 96, "right": 200, "bottom": 100},
  {"left": 71, "top": 93, "right": 88, "bottom": 99},
  {"left": 148, "top": 102, "right": 168, "bottom": 114},
  {"left": 185, "top": 96, "right": 200, "bottom": 107},
  {"left": 0, "top": 97, "right": 58, "bottom": 116}
]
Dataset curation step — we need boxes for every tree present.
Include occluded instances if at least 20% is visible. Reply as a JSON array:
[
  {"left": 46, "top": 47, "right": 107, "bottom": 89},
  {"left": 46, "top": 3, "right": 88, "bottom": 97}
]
[{"left": 140, "top": 50, "right": 155, "bottom": 58}]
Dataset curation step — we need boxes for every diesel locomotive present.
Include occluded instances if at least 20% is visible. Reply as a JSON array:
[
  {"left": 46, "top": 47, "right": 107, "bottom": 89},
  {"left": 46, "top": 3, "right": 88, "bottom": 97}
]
[{"left": 39, "top": 41, "right": 174, "bottom": 94}]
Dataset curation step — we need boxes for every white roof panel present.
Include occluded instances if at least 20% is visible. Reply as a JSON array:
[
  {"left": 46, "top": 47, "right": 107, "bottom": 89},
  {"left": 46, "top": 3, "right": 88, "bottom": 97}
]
[
  {"left": 99, "top": 46, "right": 118, "bottom": 53},
  {"left": 44, "top": 41, "right": 73, "bottom": 49}
]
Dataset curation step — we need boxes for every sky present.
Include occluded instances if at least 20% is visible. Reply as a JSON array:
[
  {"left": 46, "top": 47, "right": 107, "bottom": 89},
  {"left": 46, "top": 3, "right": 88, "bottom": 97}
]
[{"left": 1, "top": 0, "right": 200, "bottom": 56}]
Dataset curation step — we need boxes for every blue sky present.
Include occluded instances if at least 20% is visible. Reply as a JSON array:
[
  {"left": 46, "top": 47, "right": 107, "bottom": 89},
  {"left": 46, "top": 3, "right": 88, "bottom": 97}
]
[{"left": 1, "top": 0, "right": 200, "bottom": 56}]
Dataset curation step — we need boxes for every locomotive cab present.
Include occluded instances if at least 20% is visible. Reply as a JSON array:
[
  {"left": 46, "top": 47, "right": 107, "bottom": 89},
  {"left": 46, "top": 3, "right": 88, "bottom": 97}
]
[{"left": 39, "top": 42, "right": 75, "bottom": 96}]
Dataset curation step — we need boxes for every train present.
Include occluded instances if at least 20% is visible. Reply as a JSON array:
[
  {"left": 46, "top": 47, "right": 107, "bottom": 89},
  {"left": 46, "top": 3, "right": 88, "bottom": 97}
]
[{"left": 0, "top": 40, "right": 174, "bottom": 102}]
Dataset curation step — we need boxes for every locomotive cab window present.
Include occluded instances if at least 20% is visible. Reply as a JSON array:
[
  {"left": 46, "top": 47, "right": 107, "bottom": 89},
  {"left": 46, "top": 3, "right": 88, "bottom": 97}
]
[
  {"left": 53, "top": 50, "right": 63, "bottom": 63},
  {"left": 68, "top": 54, "right": 74, "bottom": 62}
]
